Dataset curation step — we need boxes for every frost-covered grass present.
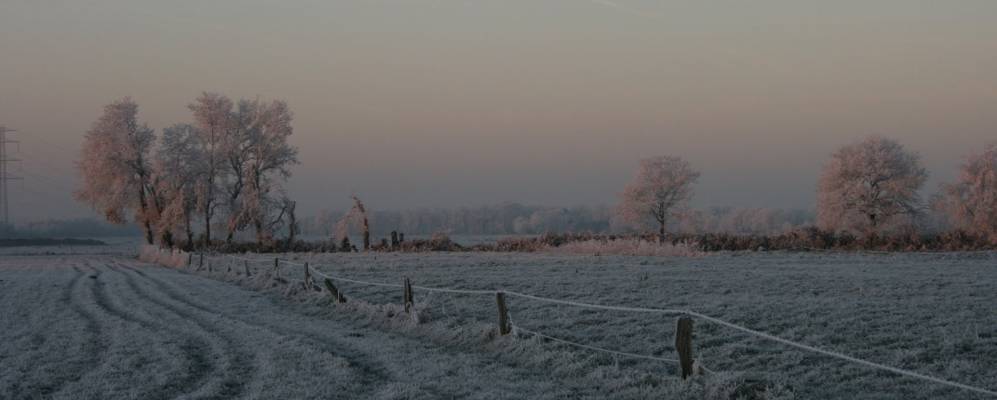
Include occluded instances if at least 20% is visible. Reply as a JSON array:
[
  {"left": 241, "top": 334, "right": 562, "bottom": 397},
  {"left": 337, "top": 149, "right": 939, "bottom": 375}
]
[
  {"left": 3, "top": 252, "right": 763, "bottom": 400},
  {"left": 201, "top": 250, "right": 997, "bottom": 400},
  {"left": 7, "top": 249, "right": 995, "bottom": 399}
]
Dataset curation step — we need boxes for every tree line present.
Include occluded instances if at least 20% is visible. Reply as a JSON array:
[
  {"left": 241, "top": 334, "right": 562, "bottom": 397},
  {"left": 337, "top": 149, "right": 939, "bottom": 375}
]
[
  {"left": 76, "top": 94, "right": 298, "bottom": 248},
  {"left": 76, "top": 96, "right": 996, "bottom": 249},
  {"left": 297, "top": 204, "right": 813, "bottom": 237},
  {"left": 617, "top": 136, "right": 997, "bottom": 243}
]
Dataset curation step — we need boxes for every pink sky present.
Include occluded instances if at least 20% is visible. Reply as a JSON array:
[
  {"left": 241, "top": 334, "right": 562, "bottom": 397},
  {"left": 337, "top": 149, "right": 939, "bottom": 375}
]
[{"left": 1, "top": 1, "right": 996, "bottom": 222}]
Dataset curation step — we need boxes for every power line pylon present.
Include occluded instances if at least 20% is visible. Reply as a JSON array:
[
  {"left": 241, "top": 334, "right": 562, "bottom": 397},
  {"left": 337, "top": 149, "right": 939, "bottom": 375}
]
[{"left": 0, "top": 126, "right": 23, "bottom": 227}]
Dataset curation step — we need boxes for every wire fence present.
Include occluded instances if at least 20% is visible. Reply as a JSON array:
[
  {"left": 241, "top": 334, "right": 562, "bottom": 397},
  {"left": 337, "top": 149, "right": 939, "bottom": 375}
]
[{"left": 174, "top": 250, "right": 997, "bottom": 398}]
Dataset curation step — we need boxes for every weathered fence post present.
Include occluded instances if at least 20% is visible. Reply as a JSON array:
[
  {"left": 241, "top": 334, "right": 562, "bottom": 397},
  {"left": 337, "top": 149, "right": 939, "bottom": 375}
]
[
  {"left": 496, "top": 291, "right": 510, "bottom": 335},
  {"left": 226, "top": 260, "right": 231, "bottom": 273},
  {"left": 244, "top": 260, "right": 251, "bottom": 276},
  {"left": 675, "top": 317, "right": 695, "bottom": 379},
  {"left": 403, "top": 277, "right": 414, "bottom": 313},
  {"left": 187, "top": 253, "right": 193, "bottom": 267},
  {"left": 272, "top": 258, "right": 280, "bottom": 279},
  {"left": 198, "top": 253, "right": 204, "bottom": 270},
  {"left": 323, "top": 278, "right": 346, "bottom": 303}
]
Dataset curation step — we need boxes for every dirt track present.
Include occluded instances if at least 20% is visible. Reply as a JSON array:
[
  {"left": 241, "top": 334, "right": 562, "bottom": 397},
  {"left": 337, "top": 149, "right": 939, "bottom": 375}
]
[{"left": 0, "top": 255, "right": 562, "bottom": 399}]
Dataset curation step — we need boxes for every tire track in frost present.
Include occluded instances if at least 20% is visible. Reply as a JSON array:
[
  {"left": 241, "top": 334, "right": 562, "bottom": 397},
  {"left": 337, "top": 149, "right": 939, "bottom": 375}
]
[
  {"left": 45, "top": 264, "right": 108, "bottom": 394},
  {"left": 46, "top": 262, "right": 115, "bottom": 399},
  {"left": 115, "top": 261, "right": 394, "bottom": 396},
  {"left": 76, "top": 263, "right": 230, "bottom": 399},
  {"left": 91, "top": 263, "right": 223, "bottom": 399},
  {"left": 104, "top": 264, "right": 256, "bottom": 399},
  {"left": 2, "top": 262, "right": 94, "bottom": 398}
]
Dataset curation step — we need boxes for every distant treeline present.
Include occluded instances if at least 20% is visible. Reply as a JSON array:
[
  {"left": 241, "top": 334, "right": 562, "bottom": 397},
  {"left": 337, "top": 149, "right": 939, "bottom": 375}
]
[
  {"left": 0, "top": 218, "right": 141, "bottom": 239},
  {"left": 297, "top": 203, "right": 815, "bottom": 237},
  {"left": 0, "top": 238, "right": 107, "bottom": 247}
]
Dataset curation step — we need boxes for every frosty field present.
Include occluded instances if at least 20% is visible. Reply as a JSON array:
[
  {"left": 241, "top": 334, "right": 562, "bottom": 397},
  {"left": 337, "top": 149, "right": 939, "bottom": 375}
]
[
  {"left": 2, "top": 249, "right": 996, "bottom": 399},
  {"left": 0, "top": 253, "right": 622, "bottom": 399},
  {"left": 222, "top": 250, "right": 997, "bottom": 399}
]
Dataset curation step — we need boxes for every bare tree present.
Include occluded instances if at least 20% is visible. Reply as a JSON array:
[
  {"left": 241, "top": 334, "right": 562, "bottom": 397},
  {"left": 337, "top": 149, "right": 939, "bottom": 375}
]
[
  {"left": 221, "top": 100, "right": 255, "bottom": 243},
  {"left": 188, "top": 92, "right": 233, "bottom": 245},
  {"left": 817, "top": 136, "right": 927, "bottom": 234},
  {"left": 617, "top": 156, "right": 700, "bottom": 239},
  {"left": 153, "top": 123, "right": 202, "bottom": 247},
  {"left": 336, "top": 195, "right": 371, "bottom": 250},
  {"left": 936, "top": 143, "right": 997, "bottom": 241},
  {"left": 76, "top": 98, "right": 159, "bottom": 244},
  {"left": 250, "top": 192, "right": 295, "bottom": 245},
  {"left": 240, "top": 99, "right": 299, "bottom": 244}
]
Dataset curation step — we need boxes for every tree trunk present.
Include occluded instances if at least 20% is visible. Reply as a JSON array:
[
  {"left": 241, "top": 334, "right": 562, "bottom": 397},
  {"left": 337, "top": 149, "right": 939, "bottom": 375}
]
[
  {"left": 287, "top": 201, "right": 297, "bottom": 244},
  {"left": 225, "top": 178, "right": 244, "bottom": 244},
  {"left": 160, "top": 230, "right": 174, "bottom": 247},
  {"left": 658, "top": 220, "right": 666, "bottom": 243},
  {"left": 137, "top": 186, "right": 154, "bottom": 245},
  {"left": 203, "top": 208, "right": 212, "bottom": 246},
  {"left": 362, "top": 216, "right": 370, "bottom": 250},
  {"left": 184, "top": 213, "right": 193, "bottom": 248},
  {"left": 254, "top": 216, "right": 265, "bottom": 245},
  {"left": 142, "top": 220, "right": 155, "bottom": 245}
]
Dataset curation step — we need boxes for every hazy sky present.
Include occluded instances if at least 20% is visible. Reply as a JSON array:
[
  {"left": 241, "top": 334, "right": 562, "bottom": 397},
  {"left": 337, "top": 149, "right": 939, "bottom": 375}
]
[{"left": 2, "top": 1, "right": 996, "bottom": 222}]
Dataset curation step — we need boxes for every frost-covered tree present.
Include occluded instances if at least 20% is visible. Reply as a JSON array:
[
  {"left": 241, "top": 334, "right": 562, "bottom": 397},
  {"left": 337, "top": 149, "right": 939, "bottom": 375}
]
[
  {"left": 188, "top": 92, "right": 233, "bottom": 244},
  {"left": 240, "top": 99, "right": 298, "bottom": 244},
  {"left": 817, "top": 136, "right": 927, "bottom": 234},
  {"left": 617, "top": 156, "right": 700, "bottom": 239},
  {"left": 153, "top": 123, "right": 203, "bottom": 246},
  {"left": 187, "top": 95, "right": 299, "bottom": 245},
  {"left": 76, "top": 98, "right": 159, "bottom": 244},
  {"left": 936, "top": 144, "right": 997, "bottom": 241},
  {"left": 220, "top": 100, "right": 255, "bottom": 242}
]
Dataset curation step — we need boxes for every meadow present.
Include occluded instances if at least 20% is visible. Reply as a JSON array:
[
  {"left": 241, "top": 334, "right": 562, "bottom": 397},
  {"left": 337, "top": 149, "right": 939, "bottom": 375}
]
[{"left": 198, "top": 250, "right": 997, "bottom": 399}]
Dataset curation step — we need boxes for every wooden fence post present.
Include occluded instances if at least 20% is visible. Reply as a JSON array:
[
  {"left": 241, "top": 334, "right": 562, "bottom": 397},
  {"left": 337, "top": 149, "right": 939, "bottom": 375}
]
[
  {"left": 273, "top": 258, "right": 280, "bottom": 279},
  {"left": 675, "top": 317, "right": 694, "bottom": 379},
  {"left": 496, "top": 292, "right": 510, "bottom": 335},
  {"left": 403, "top": 277, "right": 414, "bottom": 313},
  {"left": 323, "top": 278, "right": 346, "bottom": 303},
  {"left": 187, "top": 253, "right": 193, "bottom": 267},
  {"left": 244, "top": 260, "right": 251, "bottom": 276},
  {"left": 198, "top": 253, "right": 204, "bottom": 270}
]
